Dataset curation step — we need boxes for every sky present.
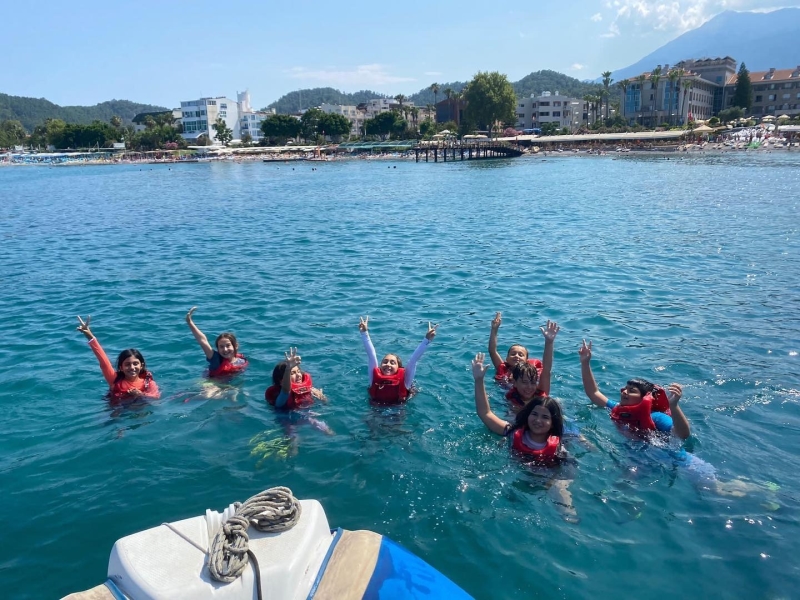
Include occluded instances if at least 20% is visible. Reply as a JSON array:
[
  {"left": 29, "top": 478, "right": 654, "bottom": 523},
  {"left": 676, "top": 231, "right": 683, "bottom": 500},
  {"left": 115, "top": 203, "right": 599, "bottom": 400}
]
[{"left": 4, "top": 0, "right": 799, "bottom": 109}]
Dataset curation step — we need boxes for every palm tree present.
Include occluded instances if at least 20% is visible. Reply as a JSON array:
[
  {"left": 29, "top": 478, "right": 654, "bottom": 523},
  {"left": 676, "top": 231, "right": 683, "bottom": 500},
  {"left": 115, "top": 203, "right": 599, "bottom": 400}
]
[
  {"left": 443, "top": 87, "right": 454, "bottom": 101},
  {"left": 394, "top": 94, "right": 406, "bottom": 110},
  {"left": 681, "top": 79, "right": 694, "bottom": 127},
  {"left": 616, "top": 80, "right": 629, "bottom": 122},
  {"left": 667, "top": 68, "right": 682, "bottom": 126},
  {"left": 110, "top": 115, "right": 122, "bottom": 128},
  {"left": 602, "top": 71, "right": 613, "bottom": 120},
  {"left": 582, "top": 94, "right": 595, "bottom": 125},
  {"left": 649, "top": 65, "right": 662, "bottom": 126},
  {"left": 410, "top": 107, "right": 420, "bottom": 130},
  {"left": 636, "top": 74, "right": 647, "bottom": 126},
  {"left": 430, "top": 83, "right": 440, "bottom": 107}
]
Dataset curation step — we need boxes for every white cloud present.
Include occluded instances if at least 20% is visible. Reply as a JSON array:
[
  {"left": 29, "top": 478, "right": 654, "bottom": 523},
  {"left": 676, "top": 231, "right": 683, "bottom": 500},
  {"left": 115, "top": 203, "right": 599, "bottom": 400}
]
[
  {"left": 572, "top": 63, "right": 587, "bottom": 70},
  {"left": 288, "top": 64, "right": 415, "bottom": 87},
  {"left": 591, "top": 12, "right": 603, "bottom": 21},
  {"left": 597, "top": 1, "right": 800, "bottom": 36}
]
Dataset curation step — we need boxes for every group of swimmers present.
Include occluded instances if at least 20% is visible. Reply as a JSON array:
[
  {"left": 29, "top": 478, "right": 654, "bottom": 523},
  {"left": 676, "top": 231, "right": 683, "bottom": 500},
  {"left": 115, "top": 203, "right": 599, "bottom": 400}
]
[{"left": 77, "top": 309, "right": 690, "bottom": 453}]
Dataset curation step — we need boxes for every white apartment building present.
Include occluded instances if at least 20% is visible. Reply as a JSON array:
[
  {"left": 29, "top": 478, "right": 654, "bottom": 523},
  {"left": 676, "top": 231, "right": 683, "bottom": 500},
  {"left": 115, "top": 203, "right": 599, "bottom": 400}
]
[
  {"left": 515, "top": 91, "right": 584, "bottom": 131},
  {"left": 320, "top": 104, "right": 365, "bottom": 137},
  {"left": 180, "top": 96, "right": 240, "bottom": 143},
  {"left": 237, "top": 90, "right": 276, "bottom": 143}
]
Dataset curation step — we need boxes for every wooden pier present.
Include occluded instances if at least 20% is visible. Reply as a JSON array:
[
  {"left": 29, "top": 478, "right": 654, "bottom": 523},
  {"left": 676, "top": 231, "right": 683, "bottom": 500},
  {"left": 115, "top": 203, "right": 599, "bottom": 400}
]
[{"left": 414, "top": 141, "right": 523, "bottom": 163}]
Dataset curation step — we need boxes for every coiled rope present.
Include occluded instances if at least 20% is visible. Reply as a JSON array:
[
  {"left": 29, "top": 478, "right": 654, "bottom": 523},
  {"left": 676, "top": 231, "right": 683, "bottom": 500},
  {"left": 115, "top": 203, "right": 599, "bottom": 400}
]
[{"left": 207, "top": 486, "right": 302, "bottom": 595}]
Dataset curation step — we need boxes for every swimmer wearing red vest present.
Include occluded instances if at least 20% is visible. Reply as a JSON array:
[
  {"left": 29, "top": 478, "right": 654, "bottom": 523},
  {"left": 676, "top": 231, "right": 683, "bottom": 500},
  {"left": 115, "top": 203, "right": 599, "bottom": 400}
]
[
  {"left": 265, "top": 347, "right": 328, "bottom": 410},
  {"left": 185, "top": 306, "right": 248, "bottom": 378},
  {"left": 471, "top": 352, "right": 576, "bottom": 522},
  {"left": 501, "top": 319, "right": 560, "bottom": 407},
  {"left": 76, "top": 315, "right": 160, "bottom": 403},
  {"left": 578, "top": 340, "right": 690, "bottom": 439},
  {"left": 488, "top": 312, "right": 554, "bottom": 388},
  {"left": 359, "top": 316, "right": 437, "bottom": 404}
]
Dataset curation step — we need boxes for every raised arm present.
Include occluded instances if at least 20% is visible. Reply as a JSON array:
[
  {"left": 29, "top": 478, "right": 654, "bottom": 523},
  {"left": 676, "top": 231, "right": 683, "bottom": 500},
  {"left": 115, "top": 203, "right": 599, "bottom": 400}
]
[
  {"left": 537, "top": 320, "right": 560, "bottom": 396},
  {"left": 667, "top": 383, "right": 691, "bottom": 440},
  {"left": 359, "top": 316, "right": 378, "bottom": 384},
  {"left": 185, "top": 307, "right": 214, "bottom": 360},
  {"left": 77, "top": 315, "right": 116, "bottom": 386},
  {"left": 488, "top": 312, "right": 504, "bottom": 369},
  {"left": 578, "top": 340, "right": 609, "bottom": 408},
  {"left": 472, "top": 353, "right": 510, "bottom": 436},
  {"left": 281, "top": 348, "right": 301, "bottom": 394},
  {"left": 404, "top": 322, "right": 437, "bottom": 388}
]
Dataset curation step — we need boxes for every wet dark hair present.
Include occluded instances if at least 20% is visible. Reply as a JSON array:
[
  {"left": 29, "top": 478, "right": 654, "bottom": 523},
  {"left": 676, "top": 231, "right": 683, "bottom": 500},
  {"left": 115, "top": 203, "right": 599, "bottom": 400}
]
[
  {"left": 115, "top": 349, "right": 149, "bottom": 381},
  {"left": 511, "top": 361, "right": 540, "bottom": 384},
  {"left": 215, "top": 332, "right": 238, "bottom": 353},
  {"left": 272, "top": 362, "right": 286, "bottom": 386},
  {"left": 382, "top": 354, "right": 403, "bottom": 368},
  {"left": 626, "top": 378, "right": 655, "bottom": 396},
  {"left": 510, "top": 396, "right": 564, "bottom": 437}
]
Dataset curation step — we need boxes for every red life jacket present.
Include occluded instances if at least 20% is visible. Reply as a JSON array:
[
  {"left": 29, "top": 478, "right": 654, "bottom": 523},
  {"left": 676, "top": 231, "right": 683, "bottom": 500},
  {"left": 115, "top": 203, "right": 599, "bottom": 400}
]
[
  {"left": 494, "top": 358, "right": 543, "bottom": 384},
  {"left": 110, "top": 373, "right": 159, "bottom": 401},
  {"left": 649, "top": 387, "right": 672, "bottom": 415},
  {"left": 368, "top": 367, "right": 408, "bottom": 404},
  {"left": 208, "top": 353, "right": 248, "bottom": 378},
  {"left": 265, "top": 373, "right": 314, "bottom": 409},
  {"left": 505, "top": 387, "right": 547, "bottom": 407},
  {"left": 610, "top": 394, "right": 656, "bottom": 430},
  {"left": 511, "top": 430, "right": 560, "bottom": 462}
]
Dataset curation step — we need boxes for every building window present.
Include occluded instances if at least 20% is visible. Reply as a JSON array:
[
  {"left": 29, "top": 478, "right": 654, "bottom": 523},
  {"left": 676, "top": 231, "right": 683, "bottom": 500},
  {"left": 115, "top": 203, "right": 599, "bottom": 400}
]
[
  {"left": 783, "top": 94, "right": 791, "bottom": 99},
  {"left": 554, "top": 101, "right": 561, "bottom": 106},
  {"left": 552, "top": 111, "right": 561, "bottom": 117},
  {"left": 540, "top": 101, "right": 550, "bottom": 106},
  {"left": 755, "top": 95, "right": 762, "bottom": 102},
  {"left": 768, "top": 94, "right": 776, "bottom": 101},
  {"left": 539, "top": 111, "right": 549, "bottom": 116},
  {"left": 208, "top": 100, "right": 216, "bottom": 105},
  {"left": 220, "top": 103, "right": 227, "bottom": 109}
]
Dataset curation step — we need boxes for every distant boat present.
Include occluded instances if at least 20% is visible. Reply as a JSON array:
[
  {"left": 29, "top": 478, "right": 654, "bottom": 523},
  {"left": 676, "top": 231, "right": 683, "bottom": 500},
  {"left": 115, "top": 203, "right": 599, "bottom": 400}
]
[{"left": 65, "top": 489, "right": 472, "bottom": 600}]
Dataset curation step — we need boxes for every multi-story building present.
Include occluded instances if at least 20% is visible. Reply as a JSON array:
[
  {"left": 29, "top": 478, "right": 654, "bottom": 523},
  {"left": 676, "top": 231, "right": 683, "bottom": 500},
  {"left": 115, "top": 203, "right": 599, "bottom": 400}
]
[
  {"left": 320, "top": 104, "right": 365, "bottom": 137},
  {"left": 618, "top": 57, "right": 800, "bottom": 125},
  {"left": 724, "top": 66, "right": 800, "bottom": 118},
  {"left": 237, "top": 90, "right": 275, "bottom": 143},
  {"left": 179, "top": 96, "right": 240, "bottom": 143},
  {"left": 515, "top": 92, "right": 584, "bottom": 131}
]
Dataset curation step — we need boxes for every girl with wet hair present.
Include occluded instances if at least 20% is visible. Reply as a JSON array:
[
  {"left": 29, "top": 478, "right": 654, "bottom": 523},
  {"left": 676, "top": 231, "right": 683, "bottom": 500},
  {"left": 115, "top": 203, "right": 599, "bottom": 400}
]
[
  {"left": 185, "top": 307, "right": 248, "bottom": 378},
  {"left": 76, "top": 315, "right": 160, "bottom": 403}
]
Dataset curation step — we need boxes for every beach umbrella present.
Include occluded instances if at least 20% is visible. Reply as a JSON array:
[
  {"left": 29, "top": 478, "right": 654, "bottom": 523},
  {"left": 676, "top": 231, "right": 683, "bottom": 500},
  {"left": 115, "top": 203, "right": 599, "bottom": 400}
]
[
  {"left": 693, "top": 124, "right": 714, "bottom": 133},
  {"left": 762, "top": 115, "right": 775, "bottom": 121}
]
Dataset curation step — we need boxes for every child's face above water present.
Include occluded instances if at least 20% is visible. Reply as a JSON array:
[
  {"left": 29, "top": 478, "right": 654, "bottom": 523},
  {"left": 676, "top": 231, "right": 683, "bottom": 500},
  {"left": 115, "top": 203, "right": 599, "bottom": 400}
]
[
  {"left": 506, "top": 345, "right": 527, "bottom": 366},
  {"left": 217, "top": 338, "right": 236, "bottom": 359},
  {"left": 290, "top": 366, "right": 303, "bottom": 383},
  {"left": 380, "top": 355, "right": 399, "bottom": 375}
]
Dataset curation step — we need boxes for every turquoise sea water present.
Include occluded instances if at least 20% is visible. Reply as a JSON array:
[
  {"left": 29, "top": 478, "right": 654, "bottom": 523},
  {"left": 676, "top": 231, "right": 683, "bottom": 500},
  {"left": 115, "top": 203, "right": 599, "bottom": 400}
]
[{"left": 1, "top": 154, "right": 799, "bottom": 599}]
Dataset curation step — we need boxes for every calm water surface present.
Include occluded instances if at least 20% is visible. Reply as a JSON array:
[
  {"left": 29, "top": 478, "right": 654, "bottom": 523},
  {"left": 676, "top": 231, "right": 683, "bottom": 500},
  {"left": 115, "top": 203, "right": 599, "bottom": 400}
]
[{"left": 1, "top": 153, "right": 799, "bottom": 599}]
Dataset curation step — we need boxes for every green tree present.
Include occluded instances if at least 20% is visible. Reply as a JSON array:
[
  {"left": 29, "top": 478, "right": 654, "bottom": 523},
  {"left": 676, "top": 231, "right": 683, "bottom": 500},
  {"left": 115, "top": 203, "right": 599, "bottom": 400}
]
[
  {"left": 110, "top": 115, "right": 122, "bottom": 128},
  {"left": 649, "top": 65, "right": 662, "bottom": 125},
  {"left": 0, "top": 119, "right": 27, "bottom": 147},
  {"left": 636, "top": 75, "right": 647, "bottom": 125},
  {"left": 732, "top": 63, "right": 753, "bottom": 112},
  {"left": 240, "top": 132, "right": 253, "bottom": 146},
  {"left": 717, "top": 107, "right": 744, "bottom": 123},
  {"left": 212, "top": 117, "right": 233, "bottom": 145},
  {"left": 364, "top": 111, "right": 403, "bottom": 140},
  {"left": 429, "top": 83, "right": 439, "bottom": 106},
  {"left": 300, "top": 108, "right": 325, "bottom": 140},
  {"left": 616, "top": 80, "right": 629, "bottom": 122},
  {"left": 601, "top": 71, "right": 613, "bottom": 119},
  {"left": 318, "top": 112, "right": 351, "bottom": 140},
  {"left": 419, "top": 118, "right": 436, "bottom": 138},
  {"left": 462, "top": 71, "right": 515, "bottom": 139},
  {"left": 261, "top": 114, "right": 301, "bottom": 143}
]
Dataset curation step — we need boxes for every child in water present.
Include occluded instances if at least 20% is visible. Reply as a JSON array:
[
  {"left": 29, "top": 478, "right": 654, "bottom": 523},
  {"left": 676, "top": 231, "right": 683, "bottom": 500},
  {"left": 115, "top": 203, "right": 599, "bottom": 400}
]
[
  {"left": 471, "top": 352, "right": 576, "bottom": 521},
  {"left": 185, "top": 307, "right": 247, "bottom": 378},
  {"left": 265, "top": 347, "right": 327, "bottom": 409},
  {"left": 578, "top": 340, "right": 690, "bottom": 439},
  {"left": 488, "top": 312, "right": 547, "bottom": 387},
  {"left": 76, "top": 315, "right": 160, "bottom": 403},
  {"left": 358, "top": 316, "right": 437, "bottom": 404},
  {"left": 500, "top": 319, "right": 560, "bottom": 407}
]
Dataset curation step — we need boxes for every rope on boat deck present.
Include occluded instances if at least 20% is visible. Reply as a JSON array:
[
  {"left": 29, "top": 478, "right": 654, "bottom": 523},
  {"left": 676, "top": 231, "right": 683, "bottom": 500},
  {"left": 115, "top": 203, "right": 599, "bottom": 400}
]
[{"left": 208, "top": 486, "right": 302, "bottom": 594}]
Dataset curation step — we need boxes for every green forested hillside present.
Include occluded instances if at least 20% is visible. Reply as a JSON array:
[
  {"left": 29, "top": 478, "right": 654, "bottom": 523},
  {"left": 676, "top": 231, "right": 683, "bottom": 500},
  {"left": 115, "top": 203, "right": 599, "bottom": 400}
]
[
  {"left": 267, "top": 71, "right": 600, "bottom": 114},
  {"left": 513, "top": 70, "right": 600, "bottom": 99},
  {"left": 0, "top": 94, "right": 168, "bottom": 131},
  {"left": 267, "top": 88, "right": 387, "bottom": 113}
]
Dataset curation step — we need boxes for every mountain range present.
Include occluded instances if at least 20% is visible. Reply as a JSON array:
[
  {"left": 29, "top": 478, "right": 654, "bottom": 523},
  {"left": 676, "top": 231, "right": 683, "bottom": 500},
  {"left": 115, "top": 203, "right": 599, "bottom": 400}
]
[
  {"left": 0, "top": 94, "right": 167, "bottom": 132},
  {"left": 611, "top": 8, "right": 800, "bottom": 81}
]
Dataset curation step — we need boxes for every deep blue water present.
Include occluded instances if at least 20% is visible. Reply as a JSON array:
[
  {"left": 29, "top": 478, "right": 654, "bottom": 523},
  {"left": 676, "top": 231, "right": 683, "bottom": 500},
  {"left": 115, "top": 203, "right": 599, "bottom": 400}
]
[{"left": 1, "top": 153, "right": 799, "bottom": 599}]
